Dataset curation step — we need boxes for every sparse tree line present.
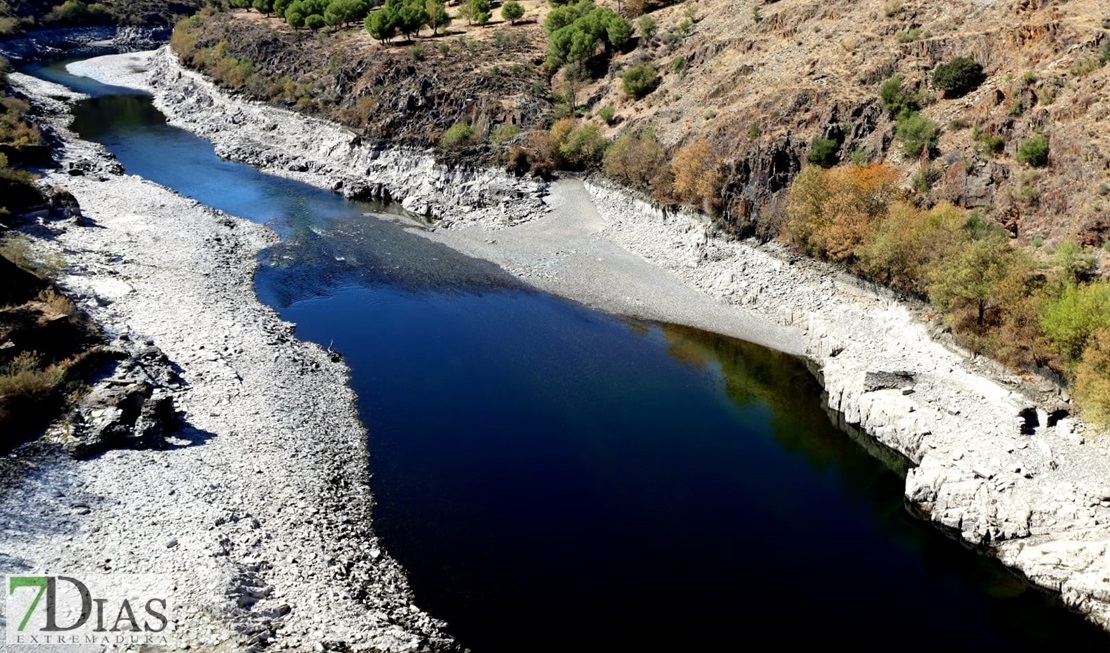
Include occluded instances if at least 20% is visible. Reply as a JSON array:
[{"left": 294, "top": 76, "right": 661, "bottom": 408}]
[{"left": 235, "top": 0, "right": 525, "bottom": 37}]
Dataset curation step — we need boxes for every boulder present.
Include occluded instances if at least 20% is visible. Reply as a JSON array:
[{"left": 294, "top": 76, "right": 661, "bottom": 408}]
[{"left": 863, "top": 370, "right": 916, "bottom": 392}]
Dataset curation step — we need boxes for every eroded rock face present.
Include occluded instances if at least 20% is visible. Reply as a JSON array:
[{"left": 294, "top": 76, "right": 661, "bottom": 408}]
[{"left": 65, "top": 345, "right": 180, "bottom": 458}]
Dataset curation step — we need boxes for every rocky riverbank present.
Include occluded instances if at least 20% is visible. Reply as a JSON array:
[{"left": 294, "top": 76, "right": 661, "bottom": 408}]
[
  {"left": 0, "top": 26, "right": 169, "bottom": 64},
  {"left": 108, "top": 47, "right": 1110, "bottom": 631},
  {"left": 2, "top": 72, "right": 456, "bottom": 651}
]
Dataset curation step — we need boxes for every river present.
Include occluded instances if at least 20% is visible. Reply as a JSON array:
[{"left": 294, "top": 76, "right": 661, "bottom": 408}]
[{"left": 27, "top": 57, "right": 1110, "bottom": 652}]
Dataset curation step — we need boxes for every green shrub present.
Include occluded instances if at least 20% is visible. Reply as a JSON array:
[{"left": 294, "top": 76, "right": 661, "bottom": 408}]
[
  {"left": 972, "top": 127, "right": 1004, "bottom": 154},
  {"left": 598, "top": 105, "right": 615, "bottom": 125},
  {"left": 879, "top": 76, "right": 918, "bottom": 116},
  {"left": 912, "top": 161, "right": 941, "bottom": 194},
  {"left": 622, "top": 64, "right": 658, "bottom": 98},
  {"left": 807, "top": 136, "right": 840, "bottom": 168},
  {"left": 932, "top": 57, "right": 984, "bottom": 97},
  {"left": 894, "top": 110, "right": 937, "bottom": 157},
  {"left": 440, "top": 123, "right": 476, "bottom": 148},
  {"left": 489, "top": 123, "right": 521, "bottom": 145},
  {"left": 637, "top": 14, "right": 656, "bottom": 39},
  {"left": 1016, "top": 134, "right": 1049, "bottom": 167},
  {"left": 305, "top": 13, "right": 325, "bottom": 28}
]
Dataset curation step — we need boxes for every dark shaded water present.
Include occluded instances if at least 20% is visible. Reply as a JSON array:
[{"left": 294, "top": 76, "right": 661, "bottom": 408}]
[{"left": 34, "top": 58, "right": 1110, "bottom": 652}]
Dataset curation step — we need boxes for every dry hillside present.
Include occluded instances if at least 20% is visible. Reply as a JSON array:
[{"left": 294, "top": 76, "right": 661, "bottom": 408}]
[
  {"left": 590, "top": 0, "right": 1109, "bottom": 245},
  {"left": 180, "top": 0, "right": 1109, "bottom": 246}
]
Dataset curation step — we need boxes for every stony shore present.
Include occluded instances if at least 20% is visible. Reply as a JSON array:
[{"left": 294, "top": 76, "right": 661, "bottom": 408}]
[{"left": 6, "top": 42, "right": 1110, "bottom": 649}]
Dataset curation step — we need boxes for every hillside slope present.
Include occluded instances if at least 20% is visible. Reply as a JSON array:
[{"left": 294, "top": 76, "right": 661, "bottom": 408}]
[
  {"left": 176, "top": 0, "right": 1108, "bottom": 244},
  {"left": 603, "top": 0, "right": 1109, "bottom": 244}
]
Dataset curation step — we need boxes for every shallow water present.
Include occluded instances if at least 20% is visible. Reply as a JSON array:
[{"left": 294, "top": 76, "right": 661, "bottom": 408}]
[{"left": 34, "top": 56, "right": 1110, "bottom": 652}]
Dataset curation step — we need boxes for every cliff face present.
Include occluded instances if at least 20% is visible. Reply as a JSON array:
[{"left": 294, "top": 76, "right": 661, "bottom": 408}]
[{"left": 178, "top": 0, "right": 1108, "bottom": 245}]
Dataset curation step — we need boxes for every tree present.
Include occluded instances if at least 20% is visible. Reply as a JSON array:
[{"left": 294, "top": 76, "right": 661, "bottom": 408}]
[
  {"left": 459, "top": 0, "right": 488, "bottom": 24},
  {"left": 253, "top": 0, "right": 274, "bottom": 15},
  {"left": 784, "top": 163, "right": 901, "bottom": 262},
  {"left": 858, "top": 201, "right": 968, "bottom": 294},
  {"left": 671, "top": 140, "right": 723, "bottom": 214},
  {"left": 1074, "top": 329, "right": 1110, "bottom": 423},
  {"left": 325, "top": 0, "right": 369, "bottom": 26},
  {"left": 545, "top": 1, "right": 630, "bottom": 67},
  {"left": 305, "top": 12, "right": 325, "bottom": 28},
  {"left": 466, "top": 0, "right": 490, "bottom": 26},
  {"left": 285, "top": 3, "right": 306, "bottom": 28},
  {"left": 424, "top": 0, "right": 449, "bottom": 35},
  {"left": 274, "top": 0, "right": 292, "bottom": 17},
  {"left": 927, "top": 232, "right": 1019, "bottom": 329},
  {"left": 1041, "top": 281, "right": 1110, "bottom": 365},
  {"left": 501, "top": 0, "right": 524, "bottom": 24},
  {"left": 365, "top": 6, "right": 397, "bottom": 41},
  {"left": 393, "top": 0, "right": 427, "bottom": 39},
  {"left": 932, "top": 57, "right": 984, "bottom": 98}
]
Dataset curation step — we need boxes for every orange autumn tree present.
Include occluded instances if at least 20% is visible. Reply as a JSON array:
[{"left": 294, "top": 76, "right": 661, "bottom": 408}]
[
  {"left": 784, "top": 163, "right": 901, "bottom": 264},
  {"left": 671, "top": 139, "right": 723, "bottom": 214}
]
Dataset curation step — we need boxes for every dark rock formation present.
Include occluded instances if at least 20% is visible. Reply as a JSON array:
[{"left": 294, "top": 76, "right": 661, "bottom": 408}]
[{"left": 64, "top": 344, "right": 182, "bottom": 458}]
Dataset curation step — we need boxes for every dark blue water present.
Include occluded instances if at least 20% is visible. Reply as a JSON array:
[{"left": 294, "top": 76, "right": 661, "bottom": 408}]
[{"left": 36, "top": 57, "right": 1110, "bottom": 652}]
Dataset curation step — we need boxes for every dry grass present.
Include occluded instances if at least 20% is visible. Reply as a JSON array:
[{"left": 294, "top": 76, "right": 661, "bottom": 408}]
[{"left": 0, "top": 351, "right": 67, "bottom": 398}]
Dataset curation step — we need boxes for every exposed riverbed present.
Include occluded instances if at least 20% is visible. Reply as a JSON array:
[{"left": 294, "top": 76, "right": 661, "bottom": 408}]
[{"left": 3, "top": 50, "right": 1107, "bottom": 651}]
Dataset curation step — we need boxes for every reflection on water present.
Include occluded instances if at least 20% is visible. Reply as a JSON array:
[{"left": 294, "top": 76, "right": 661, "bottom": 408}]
[{"left": 37, "top": 56, "right": 1110, "bottom": 653}]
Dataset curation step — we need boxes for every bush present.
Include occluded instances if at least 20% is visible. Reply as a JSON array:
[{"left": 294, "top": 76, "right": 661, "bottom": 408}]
[
  {"left": 622, "top": 64, "right": 658, "bottom": 98},
  {"left": 879, "top": 76, "right": 919, "bottom": 116},
  {"left": 972, "top": 127, "right": 1005, "bottom": 154},
  {"left": 305, "top": 13, "right": 325, "bottom": 28},
  {"left": 440, "top": 123, "right": 476, "bottom": 148},
  {"left": 489, "top": 123, "right": 521, "bottom": 145},
  {"left": 598, "top": 105, "right": 615, "bottom": 125},
  {"left": 638, "top": 14, "right": 656, "bottom": 39},
  {"left": 0, "top": 352, "right": 66, "bottom": 399},
  {"left": 603, "top": 128, "right": 665, "bottom": 189},
  {"left": 894, "top": 110, "right": 937, "bottom": 158},
  {"left": 807, "top": 136, "right": 839, "bottom": 168},
  {"left": 1016, "top": 134, "right": 1049, "bottom": 167},
  {"left": 932, "top": 57, "right": 984, "bottom": 98}
]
